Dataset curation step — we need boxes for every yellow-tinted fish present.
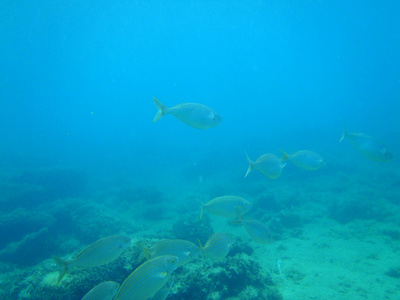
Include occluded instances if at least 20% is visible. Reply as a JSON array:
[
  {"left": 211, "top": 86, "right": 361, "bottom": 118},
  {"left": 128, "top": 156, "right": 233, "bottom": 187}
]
[
  {"left": 200, "top": 196, "right": 252, "bottom": 221},
  {"left": 280, "top": 149, "right": 326, "bottom": 170},
  {"left": 53, "top": 235, "right": 131, "bottom": 283},
  {"left": 340, "top": 129, "right": 393, "bottom": 162},
  {"left": 242, "top": 219, "right": 271, "bottom": 244},
  {"left": 141, "top": 239, "right": 200, "bottom": 267},
  {"left": 153, "top": 97, "right": 222, "bottom": 129},
  {"left": 150, "top": 275, "right": 175, "bottom": 300},
  {"left": 114, "top": 255, "right": 179, "bottom": 300},
  {"left": 81, "top": 281, "right": 120, "bottom": 300},
  {"left": 245, "top": 153, "right": 286, "bottom": 179},
  {"left": 200, "top": 233, "right": 232, "bottom": 262}
]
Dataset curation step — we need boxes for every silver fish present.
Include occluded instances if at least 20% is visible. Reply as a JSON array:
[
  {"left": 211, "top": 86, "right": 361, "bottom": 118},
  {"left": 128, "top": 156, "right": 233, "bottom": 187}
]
[
  {"left": 153, "top": 97, "right": 221, "bottom": 129},
  {"left": 280, "top": 149, "right": 326, "bottom": 170},
  {"left": 245, "top": 153, "right": 286, "bottom": 179},
  {"left": 340, "top": 129, "right": 393, "bottom": 162},
  {"left": 200, "top": 196, "right": 252, "bottom": 221},
  {"left": 53, "top": 235, "right": 131, "bottom": 283},
  {"left": 200, "top": 233, "right": 232, "bottom": 262},
  {"left": 242, "top": 219, "right": 271, "bottom": 244},
  {"left": 114, "top": 255, "right": 179, "bottom": 300},
  {"left": 81, "top": 281, "right": 120, "bottom": 300}
]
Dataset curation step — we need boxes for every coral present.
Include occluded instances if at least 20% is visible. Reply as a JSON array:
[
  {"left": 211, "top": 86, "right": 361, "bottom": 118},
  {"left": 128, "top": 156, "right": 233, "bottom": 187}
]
[
  {"left": 173, "top": 214, "right": 214, "bottom": 245},
  {"left": 0, "top": 227, "right": 57, "bottom": 266},
  {"left": 3, "top": 245, "right": 140, "bottom": 300},
  {"left": 171, "top": 253, "right": 279, "bottom": 300},
  {"left": 0, "top": 208, "right": 55, "bottom": 248}
]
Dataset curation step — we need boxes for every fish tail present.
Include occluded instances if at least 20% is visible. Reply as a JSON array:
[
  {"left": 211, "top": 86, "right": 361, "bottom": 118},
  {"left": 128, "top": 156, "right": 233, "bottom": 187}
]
[
  {"left": 339, "top": 127, "right": 348, "bottom": 142},
  {"left": 232, "top": 207, "right": 243, "bottom": 224},
  {"left": 198, "top": 239, "right": 204, "bottom": 266},
  {"left": 279, "top": 149, "right": 289, "bottom": 161},
  {"left": 153, "top": 97, "right": 167, "bottom": 122},
  {"left": 142, "top": 246, "right": 151, "bottom": 261},
  {"left": 199, "top": 202, "right": 205, "bottom": 221},
  {"left": 53, "top": 257, "right": 68, "bottom": 284},
  {"left": 137, "top": 243, "right": 150, "bottom": 262},
  {"left": 244, "top": 153, "right": 254, "bottom": 178}
]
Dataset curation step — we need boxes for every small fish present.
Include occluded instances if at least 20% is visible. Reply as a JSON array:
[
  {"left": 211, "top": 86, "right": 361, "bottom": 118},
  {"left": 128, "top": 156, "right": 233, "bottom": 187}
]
[
  {"left": 340, "top": 129, "right": 393, "bottom": 162},
  {"left": 150, "top": 275, "right": 175, "bottom": 300},
  {"left": 242, "top": 219, "right": 271, "bottom": 244},
  {"left": 153, "top": 97, "right": 222, "bottom": 129},
  {"left": 53, "top": 235, "right": 131, "bottom": 283},
  {"left": 280, "top": 149, "right": 326, "bottom": 170},
  {"left": 81, "top": 281, "right": 120, "bottom": 300},
  {"left": 140, "top": 239, "right": 200, "bottom": 267},
  {"left": 245, "top": 153, "right": 286, "bottom": 179},
  {"left": 199, "top": 233, "right": 233, "bottom": 262},
  {"left": 114, "top": 255, "right": 179, "bottom": 300},
  {"left": 200, "top": 196, "right": 252, "bottom": 221}
]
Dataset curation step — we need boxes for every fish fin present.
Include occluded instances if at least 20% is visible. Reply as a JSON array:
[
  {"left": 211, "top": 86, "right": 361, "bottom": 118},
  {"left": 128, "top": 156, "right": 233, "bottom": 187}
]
[
  {"left": 199, "top": 202, "right": 205, "bottom": 221},
  {"left": 232, "top": 207, "right": 243, "bottom": 224},
  {"left": 153, "top": 97, "right": 167, "bottom": 122},
  {"left": 53, "top": 257, "right": 68, "bottom": 284},
  {"left": 339, "top": 127, "right": 348, "bottom": 142},
  {"left": 279, "top": 149, "right": 289, "bottom": 161},
  {"left": 142, "top": 246, "right": 151, "bottom": 261},
  {"left": 244, "top": 153, "right": 253, "bottom": 178},
  {"left": 198, "top": 239, "right": 204, "bottom": 267}
]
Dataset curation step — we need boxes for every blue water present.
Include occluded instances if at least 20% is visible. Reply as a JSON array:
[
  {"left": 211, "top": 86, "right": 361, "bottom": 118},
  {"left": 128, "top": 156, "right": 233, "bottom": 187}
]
[{"left": 1, "top": 1, "right": 400, "bottom": 299}]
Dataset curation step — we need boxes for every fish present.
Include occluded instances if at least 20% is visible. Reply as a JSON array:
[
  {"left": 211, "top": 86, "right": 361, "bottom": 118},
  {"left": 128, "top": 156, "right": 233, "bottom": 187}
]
[
  {"left": 245, "top": 153, "right": 286, "bottom": 179},
  {"left": 340, "top": 129, "right": 393, "bottom": 162},
  {"left": 153, "top": 97, "right": 222, "bottom": 129},
  {"left": 199, "top": 233, "right": 233, "bottom": 262},
  {"left": 200, "top": 196, "right": 252, "bottom": 221},
  {"left": 140, "top": 239, "right": 200, "bottom": 267},
  {"left": 53, "top": 235, "right": 131, "bottom": 283},
  {"left": 280, "top": 149, "right": 326, "bottom": 170},
  {"left": 114, "top": 255, "right": 179, "bottom": 300},
  {"left": 150, "top": 275, "right": 175, "bottom": 300},
  {"left": 81, "top": 281, "right": 120, "bottom": 300},
  {"left": 242, "top": 219, "right": 271, "bottom": 244}
]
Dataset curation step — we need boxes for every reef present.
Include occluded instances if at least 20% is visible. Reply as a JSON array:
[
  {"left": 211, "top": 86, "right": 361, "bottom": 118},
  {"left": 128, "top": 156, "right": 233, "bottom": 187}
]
[
  {"left": 172, "top": 253, "right": 281, "bottom": 300},
  {"left": 173, "top": 214, "right": 214, "bottom": 245},
  {"left": 3, "top": 246, "right": 140, "bottom": 300}
]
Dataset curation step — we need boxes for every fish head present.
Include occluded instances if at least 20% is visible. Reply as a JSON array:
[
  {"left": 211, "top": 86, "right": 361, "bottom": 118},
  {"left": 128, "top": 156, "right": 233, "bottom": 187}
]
[
  {"left": 320, "top": 159, "right": 327, "bottom": 167},
  {"left": 211, "top": 112, "right": 222, "bottom": 123},
  {"left": 117, "top": 236, "right": 132, "bottom": 250},
  {"left": 163, "top": 255, "right": 179, "bottom": 273},
  {"left": 242, "top": 200, "right": 253, "bottom": 213}
]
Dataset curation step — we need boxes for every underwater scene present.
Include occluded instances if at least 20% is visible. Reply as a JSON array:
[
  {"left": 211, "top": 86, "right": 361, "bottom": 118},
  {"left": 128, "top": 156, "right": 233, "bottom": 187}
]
[{"left": 1, "top": 1, "right": 400, "bottom": 299}]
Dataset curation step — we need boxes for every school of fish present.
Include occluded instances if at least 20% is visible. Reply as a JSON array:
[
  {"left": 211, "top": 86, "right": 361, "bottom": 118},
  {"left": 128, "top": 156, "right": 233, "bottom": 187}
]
[{"left": 50, "top": 98, "right": 393, "bottom": 299}]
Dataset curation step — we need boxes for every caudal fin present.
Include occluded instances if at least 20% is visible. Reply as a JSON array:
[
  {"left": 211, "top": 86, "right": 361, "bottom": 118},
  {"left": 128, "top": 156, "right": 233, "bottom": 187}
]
[
  {"left": 244, "top": 153, "right": 254, "bottom": 178},
  {"left": 199, "top": 202, "right": 205, "bottom": 221},
  {"left": 53, "top": 257, "right": 68, "bottom": 284},
  {"left": 232, "top": 207, "right": 243, "bottom": 224},
  {"left": 153, "top": 97, "right": 167, "bottom": 122},
  {"left": 198, "top": 239, "right": 204, "bottom": 267},
  {"left": 137, "top": 243, "right": 151, "bottom": 262},
  {"left": 279, "top": 149, "right": 289, "bottom": 161},
  {"left": 339, "top": 127, "right": 348, "bottom": 142}
]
